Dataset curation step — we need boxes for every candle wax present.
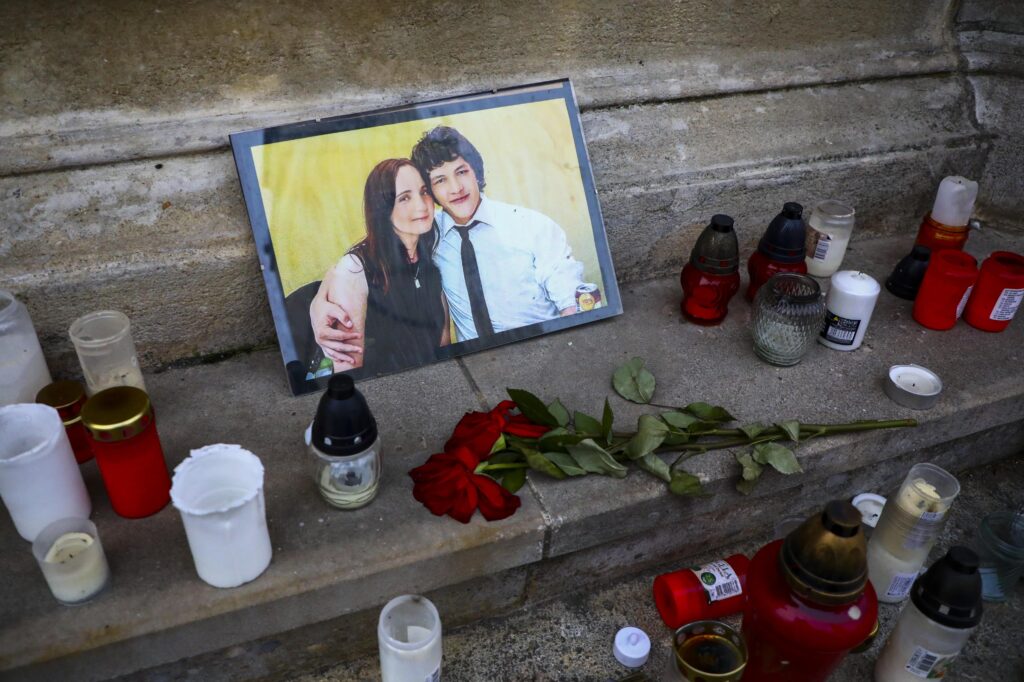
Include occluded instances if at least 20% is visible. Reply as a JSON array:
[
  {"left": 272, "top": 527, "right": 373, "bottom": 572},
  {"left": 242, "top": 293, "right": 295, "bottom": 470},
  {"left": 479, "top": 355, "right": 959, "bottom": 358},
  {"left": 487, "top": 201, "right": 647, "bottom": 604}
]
[
  {"left": 40, "top": 531, "right": 110, "bottom": 604},
  {"left": 894, "top": 371, "right": 940, "bottom": 395}
]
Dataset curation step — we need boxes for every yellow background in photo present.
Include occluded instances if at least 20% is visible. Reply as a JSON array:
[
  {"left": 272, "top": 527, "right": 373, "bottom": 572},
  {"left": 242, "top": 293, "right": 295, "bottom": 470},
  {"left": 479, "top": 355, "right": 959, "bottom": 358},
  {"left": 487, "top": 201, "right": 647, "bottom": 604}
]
[{"left": 251, "top": 98, "right": 602, "bottom": 296}]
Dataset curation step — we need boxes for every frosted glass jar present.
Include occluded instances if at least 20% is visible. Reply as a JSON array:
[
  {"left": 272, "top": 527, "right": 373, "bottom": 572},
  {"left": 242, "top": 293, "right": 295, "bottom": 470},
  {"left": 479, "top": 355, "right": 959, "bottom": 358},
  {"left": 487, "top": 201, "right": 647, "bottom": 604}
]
[
  {"left": 805, "top": 200, "right": 856, "bottom": 277},
  {"left": 0, "top": 404, "right": 91, "bottom": 541},
  {"left": 751, "top": 274, "right": 826, "bottom": 366},
  {"left": 68, "top": 310, "right": 145, "bottom": 396},
  {"left": 378, "top": 595, "right": 442, "bottom": 682},
  {"left": 0, "top": 289, "right": 52, "bottom": 406}
]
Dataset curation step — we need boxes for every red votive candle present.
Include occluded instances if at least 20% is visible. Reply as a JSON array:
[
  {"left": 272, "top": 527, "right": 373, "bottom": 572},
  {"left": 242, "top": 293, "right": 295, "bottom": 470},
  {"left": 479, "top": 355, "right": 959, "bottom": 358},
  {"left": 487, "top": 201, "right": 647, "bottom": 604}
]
[
  {"left": 35, "top": 380, "right": 93, "bottom": 464},
  {"left": 913, "top": 250, "right": 978, "bottom": 331},
  {"left": 81, "top": 386, "right": 171, "bottom": 518},
  {"left": 680, "top": 214, "right": 741, "bottom": 325},
  {"left": 653, "top": 553, "right": 749, "bottom": 629},
  {"left": 963, "top": 251, "right": 1024, "bottom": 333}
]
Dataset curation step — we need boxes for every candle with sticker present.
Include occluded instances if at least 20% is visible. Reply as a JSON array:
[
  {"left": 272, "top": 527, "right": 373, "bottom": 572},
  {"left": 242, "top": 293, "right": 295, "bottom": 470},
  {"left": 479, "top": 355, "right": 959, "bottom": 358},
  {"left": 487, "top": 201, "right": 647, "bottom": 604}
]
[
  {"left": 32, "top": 517, "right": 110, "bottom": 605},
  {"left": 818, "top": 271, "right": 880, "bottom": 351},
  {"left": 867, "top": 463, "right": 960, "bottom": 603},
  {"left": 913, "top": 251, "right": 978, "bottom": 330},
  {"left": 963, "top": 251, "right": 1024, "bottom": 333}
]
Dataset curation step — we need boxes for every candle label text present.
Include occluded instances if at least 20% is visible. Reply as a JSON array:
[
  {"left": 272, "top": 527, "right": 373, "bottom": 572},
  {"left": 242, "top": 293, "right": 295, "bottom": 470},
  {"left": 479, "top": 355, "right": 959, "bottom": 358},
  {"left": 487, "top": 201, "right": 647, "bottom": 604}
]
[
  {"left": 990, "top": 287, "right": 1024, "bottom": 321},
  {"left": 691, "top": 560, "right": 743, "bottom": 603},
  {"left": 820, "top": 309, "right": 860, "bottom": 346}
]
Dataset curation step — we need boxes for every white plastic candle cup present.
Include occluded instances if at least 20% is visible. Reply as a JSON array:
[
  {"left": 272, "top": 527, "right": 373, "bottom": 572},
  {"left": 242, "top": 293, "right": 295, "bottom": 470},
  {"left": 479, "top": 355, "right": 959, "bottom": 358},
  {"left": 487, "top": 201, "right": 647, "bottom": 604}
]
[
  {"left": 32, "top": 517, "right": 110, "bottom": 605},
  {"left": 805, "top": 200, "right": 856, "bottom": 277},
  {"left": 378, "top": 595, "right": 442, "bottom": 682},
  {"left": 170, "top": 444, "right": 272, "bottom": 589},
  {"left": 0, "top": 290, "right": 53, "bottom": 406},
  {"left": 868, "top": 463, "right": 960, "bottom": 603},
  {"left": 0, "top": 404, "right": 91, "bottom": 541},
  {"left": 68, "top": 310, "right": 145, "bottom": 396}
]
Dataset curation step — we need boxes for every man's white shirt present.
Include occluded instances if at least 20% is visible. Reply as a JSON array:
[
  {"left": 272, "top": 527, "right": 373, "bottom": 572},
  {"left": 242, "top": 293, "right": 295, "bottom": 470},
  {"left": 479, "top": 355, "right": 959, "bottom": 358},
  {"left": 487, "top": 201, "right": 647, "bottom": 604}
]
[{"left": 433, "top": 194, "right": 585, "bottom": 341}]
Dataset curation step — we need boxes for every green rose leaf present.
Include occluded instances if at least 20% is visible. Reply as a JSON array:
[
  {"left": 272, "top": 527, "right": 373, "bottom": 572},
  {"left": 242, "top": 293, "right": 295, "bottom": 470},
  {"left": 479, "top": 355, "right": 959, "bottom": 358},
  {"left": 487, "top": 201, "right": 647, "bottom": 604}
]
[
  {"left": 501, "top": 467, "right": 527, "bottom": 493},
  {"left": 544, "top": 451, "right": 587, "bottom": 477},
  {"left": 539, "top": 427, "right": 587, "bottom": 451},
  {"left": 739, "top": 423, "right": 770, "bottom": 440},
  {"left": 734, "top": 451, "right": 764, "bottom": 496},
  {"left": 637, "top": 453, "right": 671, "bottom": 483},
  {"left": 602, "top": 398, "right": 614, "bottom": 444},
  {"left": 663, "top": 431, "right": 691, "bottom": 446},
  {"left": 752, "top": 442, "right": 803, "bottom": 475},
  {"left": 489, "top": 434, "right": 507, "bottom": 455},
  {"left": 507, "top": 388, "right": 559, "bottom": 427},
  {"left": 669, "top": 470, "right": 707, "bottom": 497},
  {"left": 524, "top": 448, "right": 567, "bottom": 479},
  {"left": 687, "top": 420, "right": 721, "bottom": 435},
  {"left": 574, "top": 411, "right": 603, "bottom": 438},
  {"left": 612, "top": 357, "right": 656, "bottom": 404},
  {"left": 661, "top": 411, "right": 699, "bottom": 430},
  {"left": 736, "top": 477, "right": 760, "bottom": 496},
  {"left": 567, "top": 439, "right": 628, "bottom": 478},
  {"left": 777, "top": 420, "right": 801, "bottom": 442},
  {"left": 485, "top": 450, "right": 523, "bottom": 466},
  {"left": 548, "top": 399, "right": 570, "bottom": 428},
  {"left": 684, "top": 402, "right": 736, "bottom": 423},
  {"left": 625, "top": 414, "right": 669, "bottom": 460}
]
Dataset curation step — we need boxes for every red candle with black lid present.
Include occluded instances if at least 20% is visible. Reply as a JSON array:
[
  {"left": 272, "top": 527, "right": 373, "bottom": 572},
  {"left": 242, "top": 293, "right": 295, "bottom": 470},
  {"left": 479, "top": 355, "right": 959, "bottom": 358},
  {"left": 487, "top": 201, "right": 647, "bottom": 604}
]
[
  {"left": 746, "top": 202, "right": 808, "bottom": 301},
  {"left": 680, "top": 214, "right": 742, "bottom": 325},
  {"left": 81, "top": 386, "right": 171, "bottom": 518},
  {"left": 913, "top": 250, "right": 979, "bottom": 331},
  {"left": 963, "top": 251, "right": 1024, "bottom": 333},
  {"left": 35, "top": 380, "right": 93, "bottom": 464}
]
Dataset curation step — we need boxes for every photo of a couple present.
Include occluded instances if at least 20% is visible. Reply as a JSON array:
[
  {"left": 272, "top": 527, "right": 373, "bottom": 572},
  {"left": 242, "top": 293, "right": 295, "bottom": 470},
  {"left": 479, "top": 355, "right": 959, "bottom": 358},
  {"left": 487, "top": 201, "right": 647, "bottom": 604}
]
[{"left": 232, "top": 81, "right": 620, "bottom": 395}]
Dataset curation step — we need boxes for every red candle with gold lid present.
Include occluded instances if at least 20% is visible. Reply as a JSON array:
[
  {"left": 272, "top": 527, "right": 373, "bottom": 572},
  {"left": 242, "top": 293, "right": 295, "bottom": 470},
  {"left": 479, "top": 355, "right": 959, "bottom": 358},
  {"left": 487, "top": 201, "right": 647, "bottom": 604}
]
[{"left": 35, "top": 380, "right": 93, "bottom": 464}]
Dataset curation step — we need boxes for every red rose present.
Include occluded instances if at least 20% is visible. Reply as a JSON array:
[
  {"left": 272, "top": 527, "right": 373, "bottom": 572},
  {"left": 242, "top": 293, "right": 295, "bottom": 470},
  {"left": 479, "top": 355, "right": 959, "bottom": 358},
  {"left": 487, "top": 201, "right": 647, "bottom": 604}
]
[
  {"left": 503, "top": 414, "right": 551, "bottom": 439},
  {"left": 444, "top": 400, "right": 517, "bottom": 455},
  {"left": 409, "top": 446, "right": 522, "bottom": 523}
]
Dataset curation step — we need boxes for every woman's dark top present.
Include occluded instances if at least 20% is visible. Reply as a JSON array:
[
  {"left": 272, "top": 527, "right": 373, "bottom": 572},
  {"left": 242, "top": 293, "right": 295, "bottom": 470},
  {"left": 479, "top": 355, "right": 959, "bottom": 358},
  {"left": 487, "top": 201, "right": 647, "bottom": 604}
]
[{"left": 359, "top": 253, "right": 445, "bottom": 375}]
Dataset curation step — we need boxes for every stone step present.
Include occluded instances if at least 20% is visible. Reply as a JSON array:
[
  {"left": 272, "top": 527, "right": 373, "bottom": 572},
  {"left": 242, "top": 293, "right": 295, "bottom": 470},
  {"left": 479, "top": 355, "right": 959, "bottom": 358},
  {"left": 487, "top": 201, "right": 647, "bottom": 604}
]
[{"left": 2, "top": 229, "right": 1023, "bottom": 681}]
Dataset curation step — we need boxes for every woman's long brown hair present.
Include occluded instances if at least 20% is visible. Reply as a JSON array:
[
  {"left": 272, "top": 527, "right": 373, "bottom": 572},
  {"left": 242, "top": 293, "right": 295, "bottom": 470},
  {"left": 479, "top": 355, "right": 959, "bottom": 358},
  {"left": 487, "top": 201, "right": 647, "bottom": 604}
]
[{"left": 348, "top": 158, "right": 436, "bottom": 294}]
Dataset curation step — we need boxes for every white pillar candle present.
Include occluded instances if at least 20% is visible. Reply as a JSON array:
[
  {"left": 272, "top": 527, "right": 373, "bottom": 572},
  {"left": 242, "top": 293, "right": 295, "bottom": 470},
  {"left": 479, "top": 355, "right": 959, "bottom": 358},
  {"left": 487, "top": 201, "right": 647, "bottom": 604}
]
[
  {"left": 170, "top": 444, "right": 272, "bottom": 589},
  {"left": 0, "top": 404, "right": 91, "bottom": 541},
  {"left": 32, "top": 518, "right": 110, "bottom": 604},
  {"left": 819, "top": 271, "right": 881, "bottom": 351},
  {"left": 0, "top": 290, "right": 52, "bottom": 407},
  {"left": 378, "top": 595, "right": 442, "bottom": 682}
]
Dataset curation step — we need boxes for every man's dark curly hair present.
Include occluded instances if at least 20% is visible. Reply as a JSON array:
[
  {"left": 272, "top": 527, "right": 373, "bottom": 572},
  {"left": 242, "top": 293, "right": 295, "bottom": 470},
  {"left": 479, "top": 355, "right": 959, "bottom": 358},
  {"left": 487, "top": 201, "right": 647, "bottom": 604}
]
[{"left": 410, "top": 126, "right": 486, "bottom": 195}]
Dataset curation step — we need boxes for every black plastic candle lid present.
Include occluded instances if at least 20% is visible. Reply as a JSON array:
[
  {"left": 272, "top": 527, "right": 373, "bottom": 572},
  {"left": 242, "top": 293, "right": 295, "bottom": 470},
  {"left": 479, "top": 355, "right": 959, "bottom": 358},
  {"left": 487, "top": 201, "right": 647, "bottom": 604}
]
[
  {"left": 311, "top": 375, "right": 378, "bottom": 456},
  {"left": 886, "top": 245, "right": 931, "bottom": 300},
  {"left": 910, "top": 546, "right": 983, "bottom": 629},
  {"left": 690, "top": 214, "right": 740, "bottom": 275},
  {"left": 757, "top": 202, "right": 806, "bottom": 263}
]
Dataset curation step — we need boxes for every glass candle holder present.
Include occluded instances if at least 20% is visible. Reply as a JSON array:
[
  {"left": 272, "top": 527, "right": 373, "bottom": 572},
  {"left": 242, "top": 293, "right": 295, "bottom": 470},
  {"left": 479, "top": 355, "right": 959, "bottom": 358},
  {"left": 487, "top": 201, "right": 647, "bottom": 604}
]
[
  {"left": 751, "top": 274, "right": 825, "bottom": 366},
  {"left": 0, "top": 289, "right": 53, "bottom": 406},
  {"left": 32, "top": 517, "right": 110, "bottom": 605},
  {"left": 680, "top": 214, "right": 741, "bottom": 326},
  {"left": 673, "top": 620, "right": 748, "bottom": 682},
  {"left": 746, "top": 202, "right": 808, "bottom": 301},
  {"left": 0, "top": 404, "right": 91, "bottom": 541},
  {"left": 81, "top": 386, "right": 170, "bottom": 518},
  {"left": 868, "top": 463, "right": 960, "bottom": 603},
  {"left": 378, "top": 595, "right": 442, "bottom": 682},
  {"left": 913, "top": 250, "right": 978, "bottom": 331},
  {"left": 311, "top": 437, "right": 382, "bottom": 510},
  {"left": 69, "top": 310, "right": 146, "bottom": 396},
  {"left": 170, "top": 444, "right": 273, "bottom": 589},
  {"left": 963, "top": 251, "right": 1024, "bottom": 333},
  {"left": 973, "top": 511, "right": 1024, "bottom": 602},
  {"left": 805, "top": 200, "right": 856, "bottom": 278},
  {"left": 36, "top": 380, "right": 93, "bottom": 464}
]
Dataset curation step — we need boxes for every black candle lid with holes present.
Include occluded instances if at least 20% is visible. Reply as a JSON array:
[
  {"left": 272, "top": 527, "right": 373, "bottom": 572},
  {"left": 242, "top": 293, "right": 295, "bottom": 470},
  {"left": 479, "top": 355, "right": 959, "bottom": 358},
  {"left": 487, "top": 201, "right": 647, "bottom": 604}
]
[{"left": 311, "top": 375, "right": 378, "bottom": 456}]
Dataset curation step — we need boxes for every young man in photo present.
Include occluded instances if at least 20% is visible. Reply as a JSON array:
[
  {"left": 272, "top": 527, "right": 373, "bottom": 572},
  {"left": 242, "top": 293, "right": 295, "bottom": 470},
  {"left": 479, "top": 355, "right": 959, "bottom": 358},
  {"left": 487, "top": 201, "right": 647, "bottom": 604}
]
[{"left": 313, "top": 126, "right": 584, "bottom": 361}]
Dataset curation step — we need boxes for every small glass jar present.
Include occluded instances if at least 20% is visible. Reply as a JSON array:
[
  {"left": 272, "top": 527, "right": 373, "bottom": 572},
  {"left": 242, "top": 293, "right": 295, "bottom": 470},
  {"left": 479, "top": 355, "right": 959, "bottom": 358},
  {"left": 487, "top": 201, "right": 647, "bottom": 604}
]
[
  {"left": 0, "top": 289, "right": 53, "bottom": 406},
  {"left": 805, "top": 200, "right": 856, "bottom": 278},
  {"left": 310, "top": 436, "right": 382, "bottom": 509},
  {"left": 69, "top": 310, "right": 146, "bottom": 396},
  {"left": 973, "top": 511, "right": 1024, "bottom": 602},
  {"left": 751, "top": 273, "right": 825, "bottom": 366},
  {"left": 36, "top": 380, "right": 94, "bottom": 464},
  {"left": 81, "top": 386, "right": 171, "bottom": 518}
]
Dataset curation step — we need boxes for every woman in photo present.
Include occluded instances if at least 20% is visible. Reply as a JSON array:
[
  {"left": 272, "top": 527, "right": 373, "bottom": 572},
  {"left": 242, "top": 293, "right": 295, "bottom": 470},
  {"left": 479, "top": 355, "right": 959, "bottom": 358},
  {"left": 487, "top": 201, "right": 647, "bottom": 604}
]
[{"left": 313, "top": 158, "right": 450, "bottom": 375}]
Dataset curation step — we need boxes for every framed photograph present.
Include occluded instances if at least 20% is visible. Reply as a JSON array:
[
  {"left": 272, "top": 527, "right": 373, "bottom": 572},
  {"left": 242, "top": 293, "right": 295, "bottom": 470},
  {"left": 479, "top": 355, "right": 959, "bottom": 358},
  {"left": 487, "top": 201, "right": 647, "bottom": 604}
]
[{"left": 230, "top": 79, "right": 621, "bottom": 396}]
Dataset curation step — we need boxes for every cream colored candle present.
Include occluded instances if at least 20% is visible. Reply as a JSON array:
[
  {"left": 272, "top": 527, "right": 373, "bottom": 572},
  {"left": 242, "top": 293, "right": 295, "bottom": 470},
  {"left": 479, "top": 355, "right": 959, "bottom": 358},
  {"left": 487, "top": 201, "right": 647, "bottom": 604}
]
[{"left": 33, "top": 519, "right": 110, "bottom": 605}]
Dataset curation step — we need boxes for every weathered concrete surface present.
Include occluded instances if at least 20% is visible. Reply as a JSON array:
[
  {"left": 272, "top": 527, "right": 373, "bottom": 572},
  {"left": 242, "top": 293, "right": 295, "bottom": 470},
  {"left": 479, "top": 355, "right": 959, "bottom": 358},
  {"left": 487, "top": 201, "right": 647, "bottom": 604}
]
[
  {"left": 462, "top": 227, "right": 1024, "bottom": 559},
  {"left": 3, "top": 230, "right": 1023, "bottom": 681},
  {"left": 301, "top": 456, "right": 1024, "bottom": 682},
  {"left": 0, "top": 0, "right": 959, "bottom": 173},
  {"left": 970, "top": 75, "right": 1024, "bottom": 224},
  {"left": 0, "top": 352, "right": 548, "bottom": 681}
]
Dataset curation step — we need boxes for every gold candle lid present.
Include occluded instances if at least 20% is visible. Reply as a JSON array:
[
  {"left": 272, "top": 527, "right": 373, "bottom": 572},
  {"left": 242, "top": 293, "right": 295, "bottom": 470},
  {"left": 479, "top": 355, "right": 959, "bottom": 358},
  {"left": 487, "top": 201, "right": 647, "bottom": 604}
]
[
  {"left": 36, "top": 380, "right": 87, "bottom": 425},
  {"left": 779, "top": 500, "right": 868, "bottom": 605},
  {"left": 81, "top": 386, "right": 153, "bottom": 442}
]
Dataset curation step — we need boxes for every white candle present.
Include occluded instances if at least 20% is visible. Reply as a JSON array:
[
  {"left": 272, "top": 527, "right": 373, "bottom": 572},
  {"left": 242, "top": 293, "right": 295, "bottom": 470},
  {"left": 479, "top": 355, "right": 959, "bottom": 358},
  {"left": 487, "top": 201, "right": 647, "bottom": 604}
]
[
  {"left": 379, "top": 595, "right": 442, "bottom": 682},
  {"left": 818, "top": 271, "right": 880, "bottom": 351},
  {"left": 0, "top": 290, "right": 52, "bottom": 406},
  {"left": 805, "top": 200, "right": 856, "bottom": 277},
  {"left": 32, "top": 519, "right": 110, "bottom": 605},
  {"left": 884, "top": 365, "right": 943, "bottom": 410}
]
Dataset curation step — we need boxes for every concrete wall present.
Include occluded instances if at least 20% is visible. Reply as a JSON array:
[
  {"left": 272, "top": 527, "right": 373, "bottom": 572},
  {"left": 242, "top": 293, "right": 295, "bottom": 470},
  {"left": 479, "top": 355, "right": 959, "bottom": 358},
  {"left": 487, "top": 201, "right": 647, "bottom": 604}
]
[{"left": 0, "top": 0, "right": 1019, "bottom": 373}]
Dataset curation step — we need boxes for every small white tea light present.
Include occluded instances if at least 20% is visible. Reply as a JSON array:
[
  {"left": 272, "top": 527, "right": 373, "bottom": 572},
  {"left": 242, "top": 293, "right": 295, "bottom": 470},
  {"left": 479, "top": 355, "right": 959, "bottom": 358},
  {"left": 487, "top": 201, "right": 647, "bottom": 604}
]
[
  {"left": 884, "top": 364, "right": 943, "bottom": 410},
  {"left": 851, "top": 493, "right": 887, "bottom": 528},
  {"left": 32, "top": 518, "right": 110, "bottom": 605}
]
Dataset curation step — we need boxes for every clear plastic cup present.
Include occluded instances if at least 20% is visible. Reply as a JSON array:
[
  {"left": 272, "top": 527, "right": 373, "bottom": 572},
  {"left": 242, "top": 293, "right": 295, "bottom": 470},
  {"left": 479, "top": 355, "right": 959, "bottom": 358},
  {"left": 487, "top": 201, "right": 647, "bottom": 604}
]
[
  {"left": 0, "top": 289, "right": 52, "bottom": 406},
  {"left": 68, "top": 310, "right": 145, "bottom": 396},
  {"left": 974, "top": 511, "right": 1024, "bottom": 602},
  {"left": 378, "top": 595, "right": 442, "bottom": 682},
  {"left": 0, "top": 404, "right": 91, "bottom": 541},
  {"left": 32, "top": 517, "right": 110, "bottom": 605}
]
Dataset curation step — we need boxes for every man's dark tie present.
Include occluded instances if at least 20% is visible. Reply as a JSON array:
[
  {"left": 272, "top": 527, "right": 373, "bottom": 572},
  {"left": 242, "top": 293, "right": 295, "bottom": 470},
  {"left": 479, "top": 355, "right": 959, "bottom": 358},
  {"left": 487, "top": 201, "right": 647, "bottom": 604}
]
[{"left": 454, "top": 222, "right": 494, "bottom": 338}]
